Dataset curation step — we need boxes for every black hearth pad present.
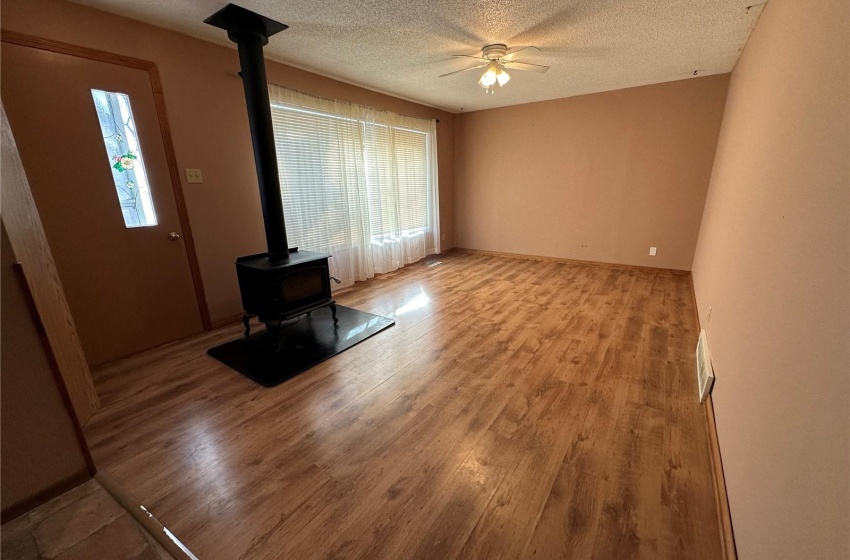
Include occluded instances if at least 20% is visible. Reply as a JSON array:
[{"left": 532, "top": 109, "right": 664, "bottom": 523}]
[{"left": 207, "top": 305, "right": 394, "bottom": 386}]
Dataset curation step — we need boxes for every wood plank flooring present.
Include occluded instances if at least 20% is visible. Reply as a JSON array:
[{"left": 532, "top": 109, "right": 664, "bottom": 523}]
[{"left": 84, "top": 253, "right": 721, "bottom": 560}]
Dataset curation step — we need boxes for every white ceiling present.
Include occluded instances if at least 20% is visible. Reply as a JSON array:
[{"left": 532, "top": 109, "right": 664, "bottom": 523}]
[{"left": 69, "top": 0, "right": 764, "bottom": 113}]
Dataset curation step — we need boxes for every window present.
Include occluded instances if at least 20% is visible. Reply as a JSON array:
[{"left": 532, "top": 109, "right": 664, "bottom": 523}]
[
  {"left": 367, "top": 125, "right": 429, "bottom": 237},
  {"left": 269, "top": 85, "right": 440, "bottom": 287},
  {"left": 91, "top": 89, "right": 157, "bottom": 228}
]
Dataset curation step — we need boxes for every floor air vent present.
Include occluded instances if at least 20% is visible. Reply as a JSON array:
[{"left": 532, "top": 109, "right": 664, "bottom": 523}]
[{"left": 696, "top": 329, "right": 715, "bottom": 402}]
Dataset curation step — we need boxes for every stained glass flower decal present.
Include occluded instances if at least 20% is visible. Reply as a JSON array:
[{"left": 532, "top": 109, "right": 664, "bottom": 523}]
[{"left": 112, "top": 151, "right": 137, "bottom": 172}]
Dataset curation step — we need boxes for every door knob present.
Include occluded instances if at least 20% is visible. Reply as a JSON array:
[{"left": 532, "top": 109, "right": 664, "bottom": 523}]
[{"left": 168, "top": 232, "right": 181, "bottom": 241}]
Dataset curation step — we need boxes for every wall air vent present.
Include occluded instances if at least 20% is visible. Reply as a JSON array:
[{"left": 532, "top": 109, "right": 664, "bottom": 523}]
[{"left": 696, "top": 329, "right": 716, "bottom": 402}]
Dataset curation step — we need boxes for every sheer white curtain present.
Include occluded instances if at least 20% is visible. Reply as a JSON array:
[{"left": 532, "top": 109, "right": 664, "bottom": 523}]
[{"left": 268, "top": 84, "right": 440, "bottom": 289}]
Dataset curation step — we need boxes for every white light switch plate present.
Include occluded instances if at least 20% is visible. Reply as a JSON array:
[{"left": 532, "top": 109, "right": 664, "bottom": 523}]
[
  {"left": 649, "top": 246, "right": 657, "bottom": 256},
  {"left": 185, "top": 169, "right": 203, "bottom": 184}
]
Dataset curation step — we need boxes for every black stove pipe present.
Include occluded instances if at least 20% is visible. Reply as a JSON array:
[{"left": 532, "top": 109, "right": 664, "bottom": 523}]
[{"left": 205, "top": 4, "right": 290, "bottom": 261}]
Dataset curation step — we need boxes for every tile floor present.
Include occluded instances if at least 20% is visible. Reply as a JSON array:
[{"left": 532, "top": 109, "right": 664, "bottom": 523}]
[{"left": 1, "top": 479, "right": 173, "bottom": 559}]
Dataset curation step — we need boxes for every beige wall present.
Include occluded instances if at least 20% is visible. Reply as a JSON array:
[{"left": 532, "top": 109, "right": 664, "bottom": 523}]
[
  {"left": 453, "top": 75, "right": 728, "bottom": 270},
  {"left": 691, "top": 0, "right": 850, "bottom": 557},
  {"left": 1, "top": 223, "right": 91, "bottom": 519},
  {"left": 0, "top": 0, "right": 455, "bottom": 321}
]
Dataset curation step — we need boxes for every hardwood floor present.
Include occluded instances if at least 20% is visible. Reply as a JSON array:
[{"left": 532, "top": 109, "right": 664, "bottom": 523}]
[{"left": 84, "top": 252, "right": 721, "bottom": 560}]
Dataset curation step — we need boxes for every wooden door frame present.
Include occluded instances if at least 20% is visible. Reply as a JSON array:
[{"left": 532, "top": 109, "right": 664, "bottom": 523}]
[{"left": 1, "top": 30, "right": 213, "bottom": 331}]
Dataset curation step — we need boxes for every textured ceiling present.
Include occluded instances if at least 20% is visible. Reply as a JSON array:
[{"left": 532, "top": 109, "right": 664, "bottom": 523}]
[{"left": 68, "top": 0, "right": 764, "bottom": 113}]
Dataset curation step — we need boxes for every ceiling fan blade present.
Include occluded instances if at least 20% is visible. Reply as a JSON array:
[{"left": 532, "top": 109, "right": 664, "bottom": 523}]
[
  {"left": 504, "top": 46, "right": 541, "bottom": 60},
  {"left": 439, "top": 63, "right": 487, "bottom": 77},
  {"left": 503, "top": 61, "right": 550, "bottom": 73},
  {"left": 452, "top": 54, "right": 487, "bottom": 61}
]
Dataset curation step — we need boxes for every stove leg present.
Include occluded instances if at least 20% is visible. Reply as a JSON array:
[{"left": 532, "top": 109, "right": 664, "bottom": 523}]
[
  {"left": 242, "top": 313, "right": 252, "bottom": 338},
  {"left": 330, "top": 303, "right": 339, "bottom": 325}
]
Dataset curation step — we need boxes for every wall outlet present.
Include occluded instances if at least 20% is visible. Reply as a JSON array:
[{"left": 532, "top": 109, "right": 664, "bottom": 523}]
[
  {"left": 441, "top": 233, "right": 446, "bottom": 241},
  {"left": 185, "top": 168, "right": 203, "bottom": 184},
  {"left": 649, "top": 246, "right": 657, "bottom": 256}
]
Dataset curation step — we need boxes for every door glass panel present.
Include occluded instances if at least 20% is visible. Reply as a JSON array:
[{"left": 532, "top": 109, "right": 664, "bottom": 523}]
[{"left": 91, "top": 89, "right": 158, "bottom": 228}]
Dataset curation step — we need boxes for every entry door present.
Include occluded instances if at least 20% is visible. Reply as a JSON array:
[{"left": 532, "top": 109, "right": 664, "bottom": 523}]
[{"left": 2, "top": 43, "right": 203, "bottom": 366}]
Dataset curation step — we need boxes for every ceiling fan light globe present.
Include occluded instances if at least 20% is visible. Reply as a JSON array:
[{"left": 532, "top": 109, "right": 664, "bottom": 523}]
[
  {"left": 497, "top": 69, "right": 511, "bottom": 86},
  {"left": 479, "top": 67, "right": 498, "bottom": 88}
]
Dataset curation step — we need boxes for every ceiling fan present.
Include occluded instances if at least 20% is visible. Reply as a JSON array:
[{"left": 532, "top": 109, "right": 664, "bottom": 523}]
[{"left": 440, "top": 44, "right": 550, "bottom": 94}]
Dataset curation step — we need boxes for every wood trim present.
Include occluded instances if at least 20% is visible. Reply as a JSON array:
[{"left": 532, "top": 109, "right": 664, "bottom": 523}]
[
  {"left": 1, "top": 105, "right": 100, "bottom": 424},
  {"left": 0, "top": 471, "right": 92, "bottom": 525},
  {"left": 211, "top": 312, "right": 244, "bottom": 330},
  {"left": 97, "top": 471, "right": 198, "bottom": 560},
  {"left": 0, "top": 30, "right": 154, "bottom": 70},
  {"left": 12, "top": 261, "right": 97, "bottom": 477},
  {"left": 146, "top": 65, "right": 212, "bottom": 330},
  {"left": 704, "top": 393, "right": 737, "bottom": 559},
  {"left": 454, "top": 247, "right": 691, "bottom": 275},
  {"left": 1, "top": 30, "right": 213, "bottom": 331},
  {"left": 688, "top": 274, "right": 738, "bottom": 560}
]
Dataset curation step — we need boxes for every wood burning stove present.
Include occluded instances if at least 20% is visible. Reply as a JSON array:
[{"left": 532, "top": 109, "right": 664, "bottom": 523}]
[
  {"left": 236, "top": 250, "right": 338, "bottom": 337},
  {"left": 204, "top": 4, "right": 396, "bottom": 386},
  {"left": 205, "top": 4, "right": 340, "bottom": 337}
]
